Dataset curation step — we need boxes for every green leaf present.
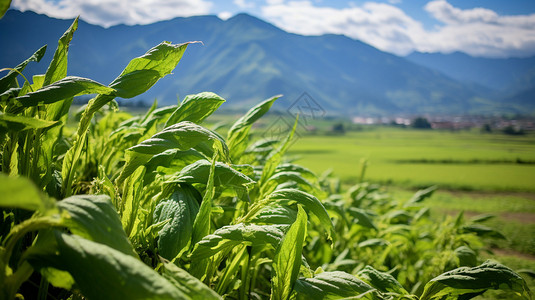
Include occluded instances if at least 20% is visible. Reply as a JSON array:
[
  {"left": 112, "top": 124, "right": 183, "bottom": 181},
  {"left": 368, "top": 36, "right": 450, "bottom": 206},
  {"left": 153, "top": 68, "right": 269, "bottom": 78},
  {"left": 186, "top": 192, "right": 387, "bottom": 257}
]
[
  {"left": 404, "top": 186, "right": 436, "bottom": 207},
  {"left": 0, "top": 113, "right": 58, "bottom": 131},
  {"left": 16, "top": 76, "right": 115, "bottom": 107},
  {"left": 420, "top": 260, "right": 531, "bottom": 300},
  {"left": 294, "top": 271, "right": 376, "bottom": 300},
  {"left": 0, "top": 0, "right": 12, "bottom": 19},
  {"left": 454, "top": 246, "right": 478, "bottom": 267},
  {"left": 161, "top": 261, "right": 221, "bottom": 300},
  {"left": 357, "top": 266, "right": 408, "bottom": 295},
  {"left": 0, "top": 45, "right": 46, "bottom": 92},
  {"left": 252, "top": 205, "right": 297, "bottom": 225},
  {"left": 0, "top": 174, "right": 52, "bottom": 212},
  {"left": 109, "top": 42, "right": 189, "bottom": 98},
  {"left": 191, "top": 224, "right": 284, "bottom": 261},
  {"left": 227, "top": 95, "right": 280, "bottom": 161},
  {"left": 117, "top": 121, "right": 229, "bottom": 186},
  {"left": 271, "top": 205, "right": 307, "bottom": 300},
  {"left": 164, "top": 92, "right": 225, "bottom": 127},
  {"left": 58, "top": 195, "right": 137, "bottom": 257},
  {"left": 50, "top": 233, "right": 187, "bottom": 300},
  {"left": 462, "top": 224, "right": 506, "bottom": 239},
  {"left": 348, "top": 208, "right": 378, "bottom": 230},
  {"left": 267, "top": 188, "right": 334, "bottom": 242},
  {"left": 154, "top": 186, "right": 200, "bottom": 260},
  {"left": 63, "top": 41, "right": 189, "bottom": 197},
  {"left": 168, "top": 159, "right": 254, "bottom": 188},
  {"left": 43, "top": 17, "right": 78, "bottom": 86}
]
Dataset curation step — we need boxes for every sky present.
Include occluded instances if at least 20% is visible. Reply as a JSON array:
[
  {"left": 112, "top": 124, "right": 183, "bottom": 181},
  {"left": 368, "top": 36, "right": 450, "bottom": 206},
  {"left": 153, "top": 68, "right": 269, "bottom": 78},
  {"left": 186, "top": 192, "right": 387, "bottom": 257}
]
[{"left": 10, "top": 0, "right": 535, "bottom": 58}]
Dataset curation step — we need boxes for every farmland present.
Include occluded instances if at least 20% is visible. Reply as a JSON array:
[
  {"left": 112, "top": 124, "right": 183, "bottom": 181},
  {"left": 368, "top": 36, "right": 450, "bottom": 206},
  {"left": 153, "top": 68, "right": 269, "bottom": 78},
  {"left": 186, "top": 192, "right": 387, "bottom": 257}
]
[
  {"left": 288, "top": 126, "right": 535, "bottom": 192},
  {"left": 1, "top": 17, "right": 533, "bottom": 300}
]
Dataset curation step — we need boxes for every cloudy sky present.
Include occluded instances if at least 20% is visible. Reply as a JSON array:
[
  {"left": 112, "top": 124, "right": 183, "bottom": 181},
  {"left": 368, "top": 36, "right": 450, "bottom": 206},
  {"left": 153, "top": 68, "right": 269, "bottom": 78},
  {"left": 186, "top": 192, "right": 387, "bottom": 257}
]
[{"left": 10, "top": 0, "right": 535, "bottom": 58}]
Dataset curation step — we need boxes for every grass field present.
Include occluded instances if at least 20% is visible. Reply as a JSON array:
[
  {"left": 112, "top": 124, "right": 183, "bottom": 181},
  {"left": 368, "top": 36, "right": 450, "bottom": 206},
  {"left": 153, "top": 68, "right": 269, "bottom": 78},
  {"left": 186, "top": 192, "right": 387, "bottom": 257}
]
[{"left": 287, "top": 126, "right": 535, "bottom": 192}]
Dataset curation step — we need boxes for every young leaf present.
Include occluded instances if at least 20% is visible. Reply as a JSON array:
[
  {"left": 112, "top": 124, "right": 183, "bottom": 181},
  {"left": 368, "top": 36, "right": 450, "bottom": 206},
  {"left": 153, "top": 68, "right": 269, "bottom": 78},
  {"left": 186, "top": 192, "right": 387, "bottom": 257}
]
[
  {"left": 164, "top": 92, "right": 226, "bottom": 127},
  {"left": 267, "top": 188, "right": 334, "bottom": 242},
  {"left": 348, "top": 208, "right": 378, "bottom": 230},
  {"left": 58, "top": 195, "right": 137, "bottom": 257},
  {"left": 271, "top": 205, "right": 307, "bottom": 300},
  {"left": 420, "top": 260, "right": 531, "bottom": 300},
  {"left": 154, "top": 186, "right": 200, "bottom": 260},
  {"left": 0, "top": 113, "right": 58, "bottom": 131},
  {"left": 0, "top": 45, "right": 46, "bottom": 92},
  {"left": 294, "top": 271, "right": 376, "bottom": 300},
  {"left": 404, "top": 185, "right": 436, "bottom": 207},
  {"left": 227, "top": 95, "right": 280, "bottom": 161},
  {"left": 191, "top": 224, "right": 284, "bottom": 261},
  {"left": 43, "top": 17, "right": 78, "bottom": 86}
]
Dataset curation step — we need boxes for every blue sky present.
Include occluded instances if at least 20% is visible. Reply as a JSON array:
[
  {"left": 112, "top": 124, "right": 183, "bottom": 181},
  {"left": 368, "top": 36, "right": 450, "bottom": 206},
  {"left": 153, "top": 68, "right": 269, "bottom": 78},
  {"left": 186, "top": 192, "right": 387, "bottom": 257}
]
[{"left": 11, "top": 0, "right": 535, "bottom": 58}]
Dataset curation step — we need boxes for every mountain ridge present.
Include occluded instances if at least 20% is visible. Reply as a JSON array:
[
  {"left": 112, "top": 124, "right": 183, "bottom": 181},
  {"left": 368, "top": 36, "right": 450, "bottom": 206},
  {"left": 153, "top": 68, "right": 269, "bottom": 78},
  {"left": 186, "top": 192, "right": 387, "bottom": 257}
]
[{"left": 1, "top": 9, "right": 534, "bottom": 115}]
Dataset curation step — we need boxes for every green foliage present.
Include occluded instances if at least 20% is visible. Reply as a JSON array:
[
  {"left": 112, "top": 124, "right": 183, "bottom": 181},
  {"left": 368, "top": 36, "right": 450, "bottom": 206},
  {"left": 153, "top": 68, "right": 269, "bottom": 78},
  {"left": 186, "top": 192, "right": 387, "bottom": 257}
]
[{"left": 0, "top": 20, "right": 530, "bottom": 300}]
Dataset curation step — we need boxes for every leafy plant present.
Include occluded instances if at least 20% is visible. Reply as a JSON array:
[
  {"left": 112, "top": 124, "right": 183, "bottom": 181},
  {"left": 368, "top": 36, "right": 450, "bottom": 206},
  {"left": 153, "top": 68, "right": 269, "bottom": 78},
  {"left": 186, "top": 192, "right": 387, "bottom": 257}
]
[{"left": 0, "top": 19, "right": 531, "bottom": 300}]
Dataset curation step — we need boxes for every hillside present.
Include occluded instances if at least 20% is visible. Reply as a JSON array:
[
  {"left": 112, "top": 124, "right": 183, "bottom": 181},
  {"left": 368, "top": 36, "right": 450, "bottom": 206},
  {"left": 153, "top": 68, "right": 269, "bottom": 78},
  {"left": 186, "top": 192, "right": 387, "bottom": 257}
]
[{"left": 1, "top": 10, "right": 534, "bottom": 115}]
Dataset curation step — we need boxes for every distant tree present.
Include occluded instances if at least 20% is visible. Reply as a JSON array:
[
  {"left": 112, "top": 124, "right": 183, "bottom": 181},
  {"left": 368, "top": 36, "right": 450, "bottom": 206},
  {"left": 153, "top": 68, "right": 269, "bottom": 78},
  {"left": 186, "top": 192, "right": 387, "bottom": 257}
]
[
  {"left": 411, "top": 117, "right": 431, "bottom": 129},
  {"left": 481, "top": 123, "right": 492, "bottom": 133},
  {"left": 329, "top": 123, "right": 345, "bottom": 135},
  {"left": 503, "top": 125, "right": 525, "bottom": 135}
]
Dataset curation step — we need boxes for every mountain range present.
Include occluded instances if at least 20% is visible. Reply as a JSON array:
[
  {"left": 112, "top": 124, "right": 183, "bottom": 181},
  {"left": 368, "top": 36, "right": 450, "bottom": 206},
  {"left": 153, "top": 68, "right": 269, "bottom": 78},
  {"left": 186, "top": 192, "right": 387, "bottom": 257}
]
[{"left": 1, "top": 10, "right": 534, "bottom": 116}]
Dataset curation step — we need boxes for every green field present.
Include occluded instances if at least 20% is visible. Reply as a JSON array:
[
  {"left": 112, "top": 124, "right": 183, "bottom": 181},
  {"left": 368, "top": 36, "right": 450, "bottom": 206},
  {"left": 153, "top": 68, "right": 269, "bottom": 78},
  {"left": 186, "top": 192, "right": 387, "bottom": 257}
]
[{"left": 287, "top": 127, "right": 535, "bottom": 192}]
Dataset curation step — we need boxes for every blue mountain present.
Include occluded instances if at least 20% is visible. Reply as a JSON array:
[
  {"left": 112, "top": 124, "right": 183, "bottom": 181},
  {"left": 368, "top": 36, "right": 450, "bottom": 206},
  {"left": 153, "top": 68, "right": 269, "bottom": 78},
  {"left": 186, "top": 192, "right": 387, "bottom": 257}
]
[{"left": 1, "top": 10, "right": 534, "bottom": 115}]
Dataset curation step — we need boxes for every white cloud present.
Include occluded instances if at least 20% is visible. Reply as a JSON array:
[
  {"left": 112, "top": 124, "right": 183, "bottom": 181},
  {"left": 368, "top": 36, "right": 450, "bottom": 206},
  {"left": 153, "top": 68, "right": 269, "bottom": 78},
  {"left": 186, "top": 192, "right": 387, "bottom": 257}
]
[
  {"left": 218, "top": 11, "right": 233, "bottom": 20},
  {"left": 261, "top": 0, "right": 535, "bottom": 57},
  {"left": 234, "top": 0, "right": 254, "bottom": 9},
  {"left": 12, "top": 0, "right": 213, "bottom": 27}
]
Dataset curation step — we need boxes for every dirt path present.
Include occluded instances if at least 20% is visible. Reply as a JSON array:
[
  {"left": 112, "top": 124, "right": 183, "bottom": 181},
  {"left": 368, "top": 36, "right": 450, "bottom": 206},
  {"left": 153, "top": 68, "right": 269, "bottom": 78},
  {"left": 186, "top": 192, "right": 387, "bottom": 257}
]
[{"left": 490, "top": 248, "right": 535, "bottom": 261}]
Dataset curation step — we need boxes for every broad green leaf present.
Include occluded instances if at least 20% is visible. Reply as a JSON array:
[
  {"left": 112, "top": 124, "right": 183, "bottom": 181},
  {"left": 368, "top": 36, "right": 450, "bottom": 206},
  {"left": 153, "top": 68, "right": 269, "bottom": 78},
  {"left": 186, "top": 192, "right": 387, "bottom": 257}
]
[
  {"left": 154, "top": 186, "right": 200, "bottom": 260},
  {"left": 191, "top": 224, "right": 284, "bottom": 261},
  {"left": 348, "top": 208, "right": 378, "bottom": 230},
  {"left": 0, "top": 45, "right": 46, "bottom": 92},
  {"left": 294, "top": 271, "right": 376, "bottom": 300},
  {"left": 267, "top": 188, "right": 334, "bottom": 242},
  {"left": 0, "top": 113, "right": 58, "bottom": 131},
  {"left": 420, "top": 260, "right": 531, "bottom": 300},
  {"left": 357, "top": 266, "right": 408, "bottom": 295},
  {"left": 227, "top": 95, "right": 280, "bottom": 161},
  {"left": 271, "top": 205, "right": 307, "bottom": 300},
  {"left": 0, "top": 174, "right": 52, "bottom": 212},
  {"left": 252, "top": 205, "right": 297, "bottom": 225},
  {"left": 162, "top": 261, "right": 221, "bottom": 300},
  {"left": 16, "top": 76, "right": 115, "bottom": 107},
  {"left": 168, "top": 159, "right": 254, "bottom": 188},
  {"left": 109, "top": 42, "right": 189, "bottom": 99},
  {"left": 164, "top": 92, "right": 225, "bottom": 127},
  {"left": 404, "top": 186, "right": 436, "bottom": 207},
  {"left": 50, "top": 233, "right": 187, "bottom": 300},
  {"left": 58, "top": 195, "right": 137, "bottom": 257},
  {"left": 117, "top": 121, "right": 228, "bottom": 185}
]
